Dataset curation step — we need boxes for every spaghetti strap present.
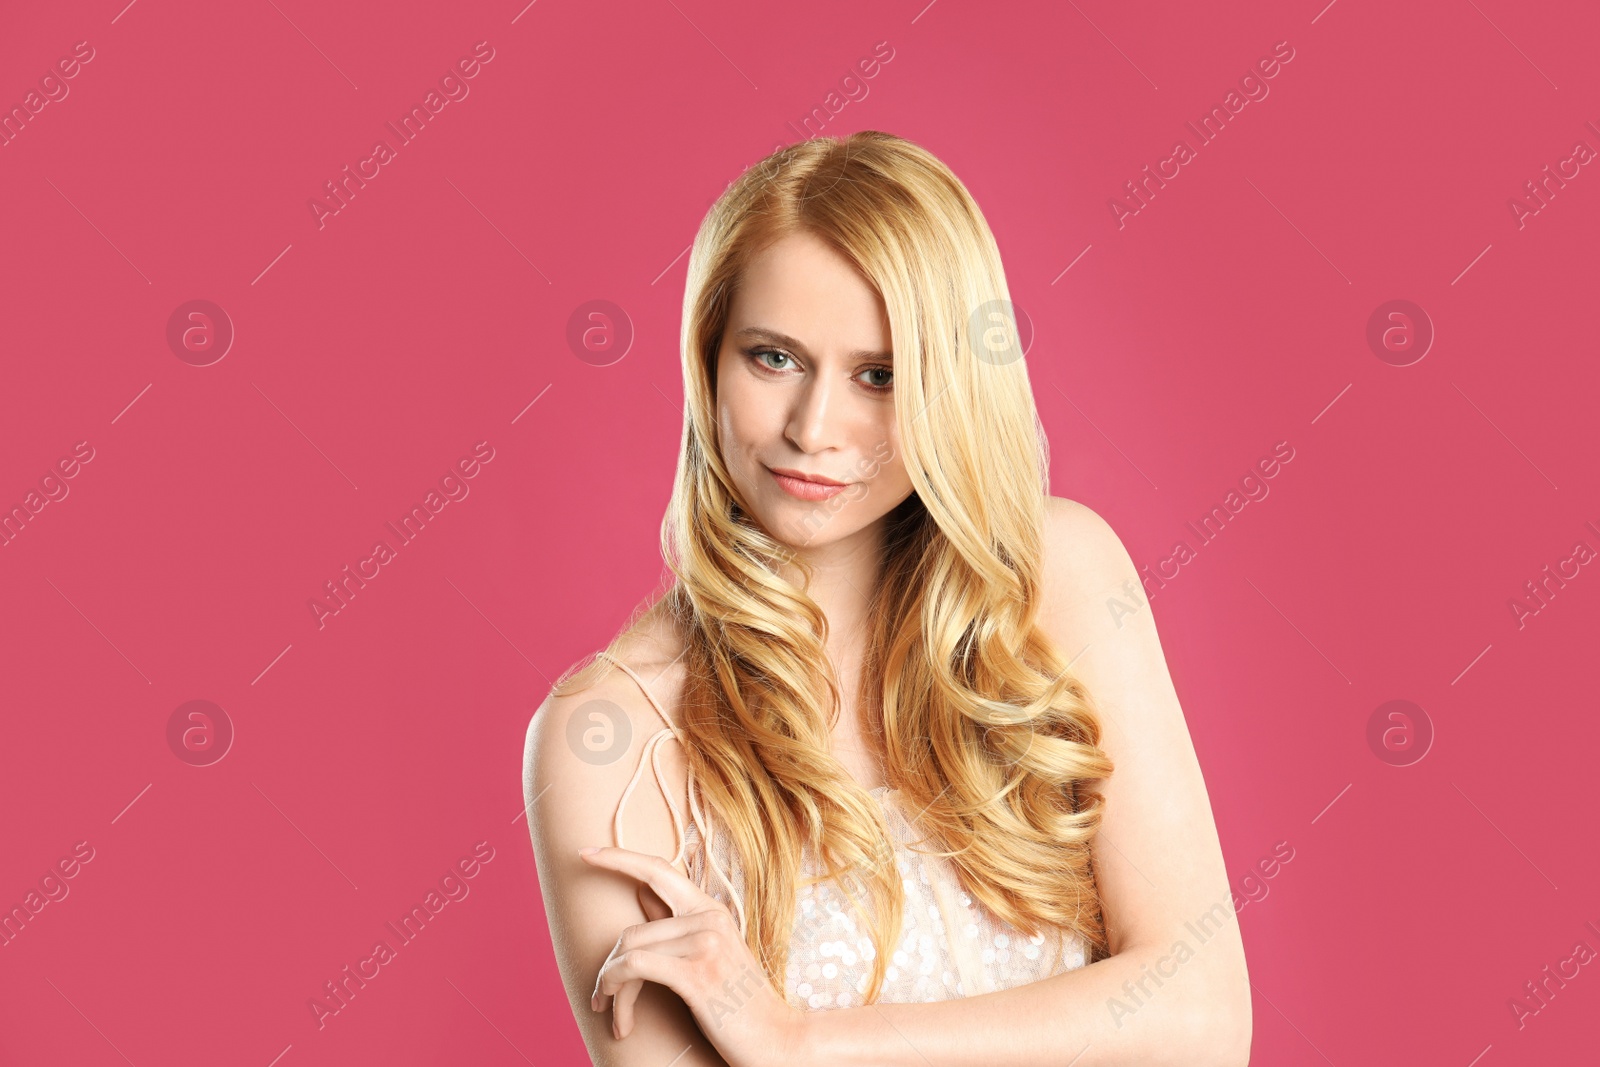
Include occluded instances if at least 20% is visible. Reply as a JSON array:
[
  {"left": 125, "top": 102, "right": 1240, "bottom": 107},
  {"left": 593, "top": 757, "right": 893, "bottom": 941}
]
[
  {"left": 595, "top": 650, "right": 688, "bottom": 868},
  {"left": 596, "top": 650, "right": 675, "bottom": 732},
  {"left": 592, "top": 650, "right": 749, "bottom": 935}
]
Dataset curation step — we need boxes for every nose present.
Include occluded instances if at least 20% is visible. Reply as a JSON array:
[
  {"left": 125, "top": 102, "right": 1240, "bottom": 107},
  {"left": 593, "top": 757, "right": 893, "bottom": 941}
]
[{"left": 784, "top": 372, "right": 843, "bottom": 455}]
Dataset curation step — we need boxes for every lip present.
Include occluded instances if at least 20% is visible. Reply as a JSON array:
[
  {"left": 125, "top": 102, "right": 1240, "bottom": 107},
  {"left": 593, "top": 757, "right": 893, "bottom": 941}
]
[
  {"left": 768, "top": 466, "right": 848, "bottom": 486},
  {"left": 767, "top": 466, "right": 851, "bottom": 501}
]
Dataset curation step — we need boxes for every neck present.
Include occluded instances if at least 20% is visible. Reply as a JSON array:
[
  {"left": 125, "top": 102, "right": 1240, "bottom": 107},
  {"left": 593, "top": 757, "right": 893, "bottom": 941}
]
[
  {"left": 773, "top": 520, "right": 891, "bottom": 788},
  {"left": 774, "top": 520, "right": 884, "bottom": 675}
]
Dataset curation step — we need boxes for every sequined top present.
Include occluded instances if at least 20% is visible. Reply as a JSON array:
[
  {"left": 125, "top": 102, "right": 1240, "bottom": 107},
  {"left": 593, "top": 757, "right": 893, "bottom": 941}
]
[{"left": 597, "top": 652, "right": 1091, "bottom": 1012}]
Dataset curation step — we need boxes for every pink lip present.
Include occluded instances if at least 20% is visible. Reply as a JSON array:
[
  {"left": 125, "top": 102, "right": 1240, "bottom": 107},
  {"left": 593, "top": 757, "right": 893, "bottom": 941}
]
[{"left": 767, "top": 466, "right": 850, "bottom": 501}]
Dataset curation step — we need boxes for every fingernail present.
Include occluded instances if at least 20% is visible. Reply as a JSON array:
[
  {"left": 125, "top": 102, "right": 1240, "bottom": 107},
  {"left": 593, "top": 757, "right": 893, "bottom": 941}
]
[{"left": 579, "top": 846, "right": 600, "bottom": 856}]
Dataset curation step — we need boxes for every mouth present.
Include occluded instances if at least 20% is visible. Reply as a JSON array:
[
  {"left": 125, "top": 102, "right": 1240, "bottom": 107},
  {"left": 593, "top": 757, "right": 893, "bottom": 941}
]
[{"left": 766, "top": 466, "right": 851, "bottom": 501}]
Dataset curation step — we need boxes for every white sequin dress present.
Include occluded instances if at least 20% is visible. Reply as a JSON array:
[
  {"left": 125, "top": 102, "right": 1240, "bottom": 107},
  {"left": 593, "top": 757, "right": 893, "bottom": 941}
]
[{"left": 598, "top": 653, "right": 1092, "bottom": 1012}]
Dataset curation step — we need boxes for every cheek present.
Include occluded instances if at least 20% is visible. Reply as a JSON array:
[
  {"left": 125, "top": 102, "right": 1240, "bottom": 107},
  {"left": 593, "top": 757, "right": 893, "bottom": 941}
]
[
  {"left": 717, "top": 388, "right": 770, "bottom": 471},
  {"left": 865, "top": 425, "right": 907, "bottom": 485},
  {"left": 713, "top": 364, "right": 741, "bottom": 428},
  {"left": 880, "top": 458, "right": 913, "bottom": 495}
]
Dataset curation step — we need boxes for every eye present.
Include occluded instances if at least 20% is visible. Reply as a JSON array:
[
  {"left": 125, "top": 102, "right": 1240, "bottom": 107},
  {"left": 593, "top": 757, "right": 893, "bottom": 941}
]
[
  {"left": 748, "top": 347, "right": 794, "bottom": 372},
  {"left": 745, "top": 347, "right": 893, "bottom": 393},
  {"left": 857, "top": 366, "right": 893, "bottom": 392}
]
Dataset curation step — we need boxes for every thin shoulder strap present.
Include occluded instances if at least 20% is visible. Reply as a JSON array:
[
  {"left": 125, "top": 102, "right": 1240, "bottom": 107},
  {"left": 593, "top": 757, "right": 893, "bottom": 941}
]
[
  {"left": 592, "top": 651, "right": 749, "bottom": 934},
  {"left": 594, "top": 651, "right": 687, "bottom": 867},
  {"left": 595, "top": 650, "right": 675, "bottom": 732}
]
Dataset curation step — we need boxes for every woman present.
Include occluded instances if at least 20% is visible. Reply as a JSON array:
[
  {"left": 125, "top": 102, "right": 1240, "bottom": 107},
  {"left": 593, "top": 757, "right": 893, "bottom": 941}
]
[{"left": 523, "top": 131, "right": 1250, "bottom": 1066}]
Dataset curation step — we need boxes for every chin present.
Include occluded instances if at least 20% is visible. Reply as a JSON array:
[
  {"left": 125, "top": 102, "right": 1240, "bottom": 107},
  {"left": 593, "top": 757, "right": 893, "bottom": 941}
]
[
  {"left": 780, "top": 509, "right": 872, "bottom": 552},
  {"left": 736, "top": 471, "right": 888, "bottom": 549}
]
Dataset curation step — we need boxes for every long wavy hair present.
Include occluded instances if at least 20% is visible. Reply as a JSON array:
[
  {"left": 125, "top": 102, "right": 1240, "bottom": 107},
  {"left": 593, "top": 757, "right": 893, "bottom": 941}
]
[{"left": 554, "top": 130, "right": 1114, "bottom": 1004}]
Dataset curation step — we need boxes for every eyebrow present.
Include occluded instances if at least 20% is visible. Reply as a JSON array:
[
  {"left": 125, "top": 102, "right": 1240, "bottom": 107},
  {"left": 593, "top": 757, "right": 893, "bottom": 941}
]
[{"left": 732, "top": 325, "right": 892, "bottom": 362}]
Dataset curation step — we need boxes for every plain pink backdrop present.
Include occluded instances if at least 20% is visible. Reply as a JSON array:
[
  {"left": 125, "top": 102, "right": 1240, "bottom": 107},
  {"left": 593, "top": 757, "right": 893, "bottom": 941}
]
[{"left": 2, "top": 0, "right": 1596, "bottom": 1064}]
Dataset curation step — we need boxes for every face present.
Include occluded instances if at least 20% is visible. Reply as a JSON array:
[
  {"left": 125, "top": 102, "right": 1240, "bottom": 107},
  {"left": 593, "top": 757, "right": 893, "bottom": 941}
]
[{"left": 714, "top": 230, "right": 916, "bottom": 557}]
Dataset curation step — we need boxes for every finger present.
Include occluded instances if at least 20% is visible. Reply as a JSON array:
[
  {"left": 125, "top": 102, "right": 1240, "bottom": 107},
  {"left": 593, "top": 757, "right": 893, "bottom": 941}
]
[
  {"left": 611, "top": 927, "right": 720, "bottom": 1038},
  {"left": 593, "top": 976, "right": 643, "bottom": 1039},
  {"left": 622, "top": 913, "right": 713, "bottom": 952},
  {"left": 593, "top": 912, "right": 720, "bottom": 1017},
  {"left": 612, "top": 976, "right": 643, "bottom": 1039},
  {"left": 592, "top": 934, "right": 624, "bottom": 1011},
  {"left": 580, "top": 846, "right": 716, "bottom": 918},
  {"left": 595, "top": 933, "right": 713, "bottom": 1000},
  {"left": 593, "top": 946, "right": 687, "bottom": 1009},
  {"left": 609, "top": 929, "right": 722, "bottom": 1039},
  {"left": 639, "top": 879, "right": 672, "bottom": 922}
]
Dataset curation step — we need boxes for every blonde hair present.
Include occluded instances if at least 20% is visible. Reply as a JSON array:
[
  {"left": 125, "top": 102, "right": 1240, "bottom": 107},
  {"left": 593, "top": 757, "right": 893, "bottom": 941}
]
[{"left": 555, "top": 130, "right": 1114, "bottom": 1004}]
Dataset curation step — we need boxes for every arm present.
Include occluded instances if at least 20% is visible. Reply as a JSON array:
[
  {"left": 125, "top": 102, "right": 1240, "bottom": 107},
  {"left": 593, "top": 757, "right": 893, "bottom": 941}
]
[
  {"left": 523, "top": 673, "right": 733, "bottom": 1067},
  {"left": 802, "top": 497, "right": 1252, "bottom": 1066}
]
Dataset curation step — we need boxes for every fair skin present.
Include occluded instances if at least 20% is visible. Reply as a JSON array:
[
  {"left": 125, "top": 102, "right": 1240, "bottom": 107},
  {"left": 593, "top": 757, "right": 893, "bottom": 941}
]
[{"left": 523, "top": 231, "right": 1251, "bottom": 1066}]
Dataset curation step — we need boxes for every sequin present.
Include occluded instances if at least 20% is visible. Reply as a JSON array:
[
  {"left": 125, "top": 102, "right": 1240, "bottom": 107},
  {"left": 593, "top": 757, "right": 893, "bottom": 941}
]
[
  {"left": 679, "top": 789, "right": 1092, "bottom": 1011},
  {"left": 597, "top": 652, "right": 1093, "bottom": 1015}
]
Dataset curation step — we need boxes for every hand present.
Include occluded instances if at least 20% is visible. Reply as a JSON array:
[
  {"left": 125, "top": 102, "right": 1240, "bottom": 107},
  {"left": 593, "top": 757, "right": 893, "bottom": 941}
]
[{"left": 580, "top": 845, "right": 814, "bottom": 1067}]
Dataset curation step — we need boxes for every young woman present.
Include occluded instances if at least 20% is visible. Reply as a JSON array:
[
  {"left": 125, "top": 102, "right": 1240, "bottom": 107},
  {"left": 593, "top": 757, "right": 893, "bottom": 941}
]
[{"left": 523, "top": 131, "right": 1250, "bottom": 1066}]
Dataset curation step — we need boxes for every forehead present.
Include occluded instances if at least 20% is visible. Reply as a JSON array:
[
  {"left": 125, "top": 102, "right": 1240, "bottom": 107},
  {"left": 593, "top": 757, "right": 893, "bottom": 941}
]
[{"left": 727, "top": 231, "right": 890, "bottom": 353}]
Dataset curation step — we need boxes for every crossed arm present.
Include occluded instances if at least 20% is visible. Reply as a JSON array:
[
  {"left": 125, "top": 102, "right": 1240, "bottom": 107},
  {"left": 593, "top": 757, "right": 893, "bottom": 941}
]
[
  {"left": 799, "top": 498, "right": 1251, "bottom": 1065},
  {"left": 524, "top": 497, "right": 1250, "bottom": 1065}
]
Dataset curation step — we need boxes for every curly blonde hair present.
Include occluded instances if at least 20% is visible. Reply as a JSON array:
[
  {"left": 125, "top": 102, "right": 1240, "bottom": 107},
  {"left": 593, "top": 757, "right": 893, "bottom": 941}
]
[{"left": 554, "top": 130, "right": 1114, "bottom": 1004}]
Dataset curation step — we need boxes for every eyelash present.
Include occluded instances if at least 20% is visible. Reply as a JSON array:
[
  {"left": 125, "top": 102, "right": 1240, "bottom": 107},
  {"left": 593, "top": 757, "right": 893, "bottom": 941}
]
[{"left": 744, "top": 347, "right": 894, "bottom": 393}]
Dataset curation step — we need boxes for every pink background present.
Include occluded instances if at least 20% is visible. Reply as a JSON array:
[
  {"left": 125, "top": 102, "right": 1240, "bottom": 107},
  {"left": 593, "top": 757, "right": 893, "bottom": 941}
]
[{"left": 2, "top": 0, "right": 1596, "bottom": 1063}]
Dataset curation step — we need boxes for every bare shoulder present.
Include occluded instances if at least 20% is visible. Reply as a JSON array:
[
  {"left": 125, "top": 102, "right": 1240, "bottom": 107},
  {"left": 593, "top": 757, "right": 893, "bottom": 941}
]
[
  {"left": 608, "top": 607, "right": 694, "bottom": 699},
  {"left": 1040, "top": 495, "right": 1143, "bottom": 626},
  {"left": 520, "top": 613, "right": 722, "bottom": 1064},
  {"left": 522, "top": 610, "right": 694, "bottom": 857}
]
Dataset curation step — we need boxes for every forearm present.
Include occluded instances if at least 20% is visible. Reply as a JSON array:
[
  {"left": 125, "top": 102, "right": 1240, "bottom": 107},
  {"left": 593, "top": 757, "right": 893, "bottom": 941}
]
[{"left": 800, "top": 937, "right": 1247, "bottom": 1067}]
